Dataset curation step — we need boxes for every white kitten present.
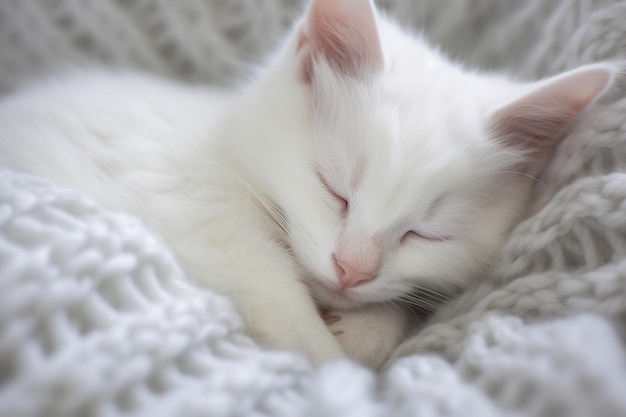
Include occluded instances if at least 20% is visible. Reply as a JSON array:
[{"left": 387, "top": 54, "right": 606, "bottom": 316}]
[{"left": 0, "top": 0, "right": 614, "bottom": 368}]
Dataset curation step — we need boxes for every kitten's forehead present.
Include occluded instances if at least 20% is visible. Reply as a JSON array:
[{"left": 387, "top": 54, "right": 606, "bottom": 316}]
[
  {"left": 362, "top": 149, "right": 474, "bottom": 213},
  {"left": 315, "top": 84, "right": 488, "bottom": 181}
]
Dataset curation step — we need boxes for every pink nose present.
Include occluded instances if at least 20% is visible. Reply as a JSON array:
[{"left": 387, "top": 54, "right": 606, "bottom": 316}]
[{"left": 334, "top": 256, "right": 375, "bottom": 289}]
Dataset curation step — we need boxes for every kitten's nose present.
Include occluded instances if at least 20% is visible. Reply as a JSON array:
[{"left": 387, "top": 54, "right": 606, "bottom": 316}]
[{"left": 334, "top": 255, "right": 375, "bottom": 289}]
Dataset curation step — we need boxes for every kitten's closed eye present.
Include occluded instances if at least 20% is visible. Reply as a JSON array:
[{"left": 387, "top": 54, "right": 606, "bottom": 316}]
[
  {"left": 317, "top": 171, "right": 348, "bottom": 213},
  {"left": 401, "top": 230, "right": 452, "bottom": 243}
]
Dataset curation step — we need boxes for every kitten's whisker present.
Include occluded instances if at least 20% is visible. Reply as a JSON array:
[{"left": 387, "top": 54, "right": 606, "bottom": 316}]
[
  {"left": 489, "top": 170, "right": 548, "bottom": 188},
  {"left": 398, "top": 291, "right": 445, "bottom": 308},
  {"left": 471, "top": 206, "right": 524, "bottom": 221},
  {"left": 398, "top": 296, "right": 439, "bottom": 311},
  {"left": 470, "top": 168, "right": 548, "bottom": 190},
  {"left": 399, "top": 298, "right": 439, "bottom": 311},
  {"left": 207, "top": 159, "right": 291, "bottom": 237},
  {"left": 400, "top": 292, "right": 446, "bottom": 306},
  {"left": 408, "top": 285, "right": 452, "bottom": 301}
]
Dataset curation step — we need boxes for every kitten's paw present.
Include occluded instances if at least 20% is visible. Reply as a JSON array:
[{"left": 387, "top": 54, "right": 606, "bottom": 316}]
[
  {"left": 322, "top": 304, "right": 407, "bottom": 369},
  {"left": 249, "top": 309, "right": 344, "bottom": 366}
]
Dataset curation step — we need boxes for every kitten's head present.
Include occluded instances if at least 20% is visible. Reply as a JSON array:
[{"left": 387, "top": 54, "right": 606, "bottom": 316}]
[{"left": 259, "top": 0, "right": 614, "bottom": 309}]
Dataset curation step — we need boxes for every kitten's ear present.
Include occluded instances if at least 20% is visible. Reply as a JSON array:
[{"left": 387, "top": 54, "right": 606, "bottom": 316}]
[
  {"left": 489, "top": 64, "right": 615, "bottom": 162},
  {"left": 297, "top": 0, "right": 384, "bottom": 83}
]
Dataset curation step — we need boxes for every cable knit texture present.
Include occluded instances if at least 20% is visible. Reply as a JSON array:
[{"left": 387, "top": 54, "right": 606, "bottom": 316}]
[{"left": 1, "top": 1, "right": 626, "bottom": 416}]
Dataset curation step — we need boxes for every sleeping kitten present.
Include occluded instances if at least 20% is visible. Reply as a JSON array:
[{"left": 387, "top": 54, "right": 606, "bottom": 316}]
[{"left": 0, "top": 0, "right": 615, "bottom": 369}]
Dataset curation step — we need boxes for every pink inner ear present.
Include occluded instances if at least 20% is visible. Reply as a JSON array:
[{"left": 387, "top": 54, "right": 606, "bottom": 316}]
[
  {"left": 490, "top": 65, "right": 613, "bottom": 157},
  {"left": 298, "top": 0, "right": 383, "bottom": 83},
  {"left": 490, "top": 99, "right": 576, "bottom": 154}
]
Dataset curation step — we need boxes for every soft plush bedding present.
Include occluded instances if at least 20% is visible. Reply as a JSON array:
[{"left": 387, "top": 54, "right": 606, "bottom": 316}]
[{"left": 1, "top": 1, "right": 626, "bottom": 416}]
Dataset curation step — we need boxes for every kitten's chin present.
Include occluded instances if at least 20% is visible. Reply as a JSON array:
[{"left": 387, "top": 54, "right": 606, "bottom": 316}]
[{"left": 304, "top": 276, "right": 372, "bottom": 310}]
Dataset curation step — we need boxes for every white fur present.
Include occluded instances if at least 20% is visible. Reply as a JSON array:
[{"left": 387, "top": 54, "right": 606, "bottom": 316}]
[{"left": 0, "top": 0, "right": 613, "bottom": 367}]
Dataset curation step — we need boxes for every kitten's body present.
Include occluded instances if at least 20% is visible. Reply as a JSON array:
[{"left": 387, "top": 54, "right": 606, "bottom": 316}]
[
  {"left": 0, "top": 71, "right": 347, "bottom": 362},
  {"left": 0, "top": 0, "right": 614, "bottom": 368}
]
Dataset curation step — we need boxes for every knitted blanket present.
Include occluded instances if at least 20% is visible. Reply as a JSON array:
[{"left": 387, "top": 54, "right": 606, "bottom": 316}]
[{"left": 1, "top": 1, "right": 626, "bottom": 416}]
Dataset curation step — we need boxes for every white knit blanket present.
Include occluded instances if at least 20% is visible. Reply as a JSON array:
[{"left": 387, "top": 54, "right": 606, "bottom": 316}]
[{"left": 1, "top": 1, "right": 626, "bottom": 416}]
